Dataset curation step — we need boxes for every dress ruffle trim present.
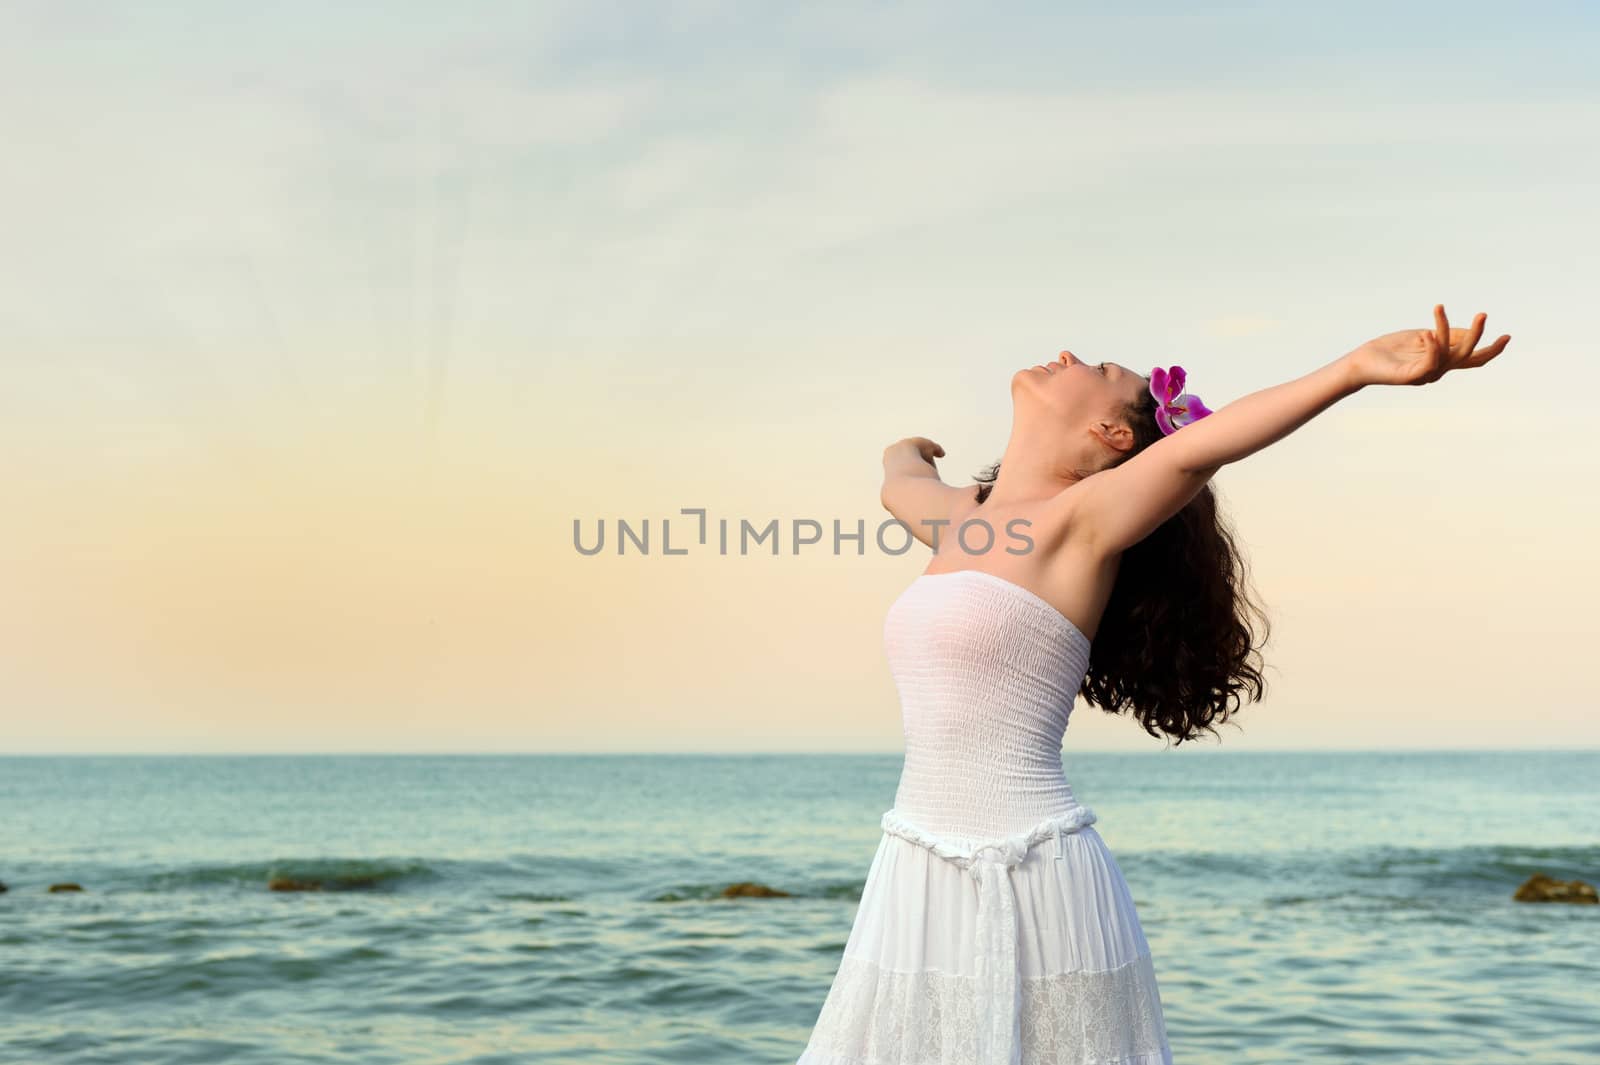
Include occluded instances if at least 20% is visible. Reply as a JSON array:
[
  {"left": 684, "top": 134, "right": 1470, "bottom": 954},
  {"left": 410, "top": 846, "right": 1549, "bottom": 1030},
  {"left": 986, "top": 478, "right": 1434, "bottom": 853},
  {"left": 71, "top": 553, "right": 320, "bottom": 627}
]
[{"left": 798, "top": 951, "right": 1173, "bottom": 1065}]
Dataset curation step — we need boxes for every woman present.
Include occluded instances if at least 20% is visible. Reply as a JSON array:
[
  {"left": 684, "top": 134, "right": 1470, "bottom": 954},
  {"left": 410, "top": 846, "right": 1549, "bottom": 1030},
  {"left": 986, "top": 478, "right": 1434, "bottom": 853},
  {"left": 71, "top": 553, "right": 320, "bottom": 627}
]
[{"left": 795, "top": 306, "right": 1511, "bottom": 1065}]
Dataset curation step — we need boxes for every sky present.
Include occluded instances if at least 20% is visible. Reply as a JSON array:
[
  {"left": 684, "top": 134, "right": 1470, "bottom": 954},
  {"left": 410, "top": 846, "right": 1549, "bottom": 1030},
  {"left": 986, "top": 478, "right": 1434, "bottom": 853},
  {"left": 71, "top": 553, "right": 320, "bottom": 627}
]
[{"left": 1, "top": 1, "right": 1597, "bottom": 754}]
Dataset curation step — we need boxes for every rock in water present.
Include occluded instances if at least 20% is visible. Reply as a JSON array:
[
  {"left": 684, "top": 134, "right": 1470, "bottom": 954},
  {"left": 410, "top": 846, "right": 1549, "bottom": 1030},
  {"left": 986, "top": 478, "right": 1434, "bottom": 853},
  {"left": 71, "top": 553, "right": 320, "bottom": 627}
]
[
  {"left": 47, "top": 883, "right": 84, "bottom": 893},
  {"left": 267, "top": 875, "right": 384, "bottom": 891},
  {"left": 1513, "top": 873, "right": 1598, "bottom": 904},
  {"left": 268, "top": 877, "right": 324, "bottom": 891},
  {"left": 721, "top": 881, "right": 791, "bottom": 898}
]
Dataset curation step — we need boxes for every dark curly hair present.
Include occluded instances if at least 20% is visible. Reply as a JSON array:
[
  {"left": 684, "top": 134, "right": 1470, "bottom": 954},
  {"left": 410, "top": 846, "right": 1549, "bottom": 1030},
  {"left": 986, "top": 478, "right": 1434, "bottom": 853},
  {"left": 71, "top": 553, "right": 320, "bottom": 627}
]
[{"left": 972, "top": 383, "right": 1271, "bottom": 747}]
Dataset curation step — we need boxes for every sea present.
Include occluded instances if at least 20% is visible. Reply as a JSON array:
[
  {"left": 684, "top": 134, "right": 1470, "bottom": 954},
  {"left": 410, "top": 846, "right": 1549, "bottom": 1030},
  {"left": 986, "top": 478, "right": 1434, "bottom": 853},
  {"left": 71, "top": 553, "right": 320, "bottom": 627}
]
[{"left": 1, "top": 751, "right": 1596, "bottom": 1064}]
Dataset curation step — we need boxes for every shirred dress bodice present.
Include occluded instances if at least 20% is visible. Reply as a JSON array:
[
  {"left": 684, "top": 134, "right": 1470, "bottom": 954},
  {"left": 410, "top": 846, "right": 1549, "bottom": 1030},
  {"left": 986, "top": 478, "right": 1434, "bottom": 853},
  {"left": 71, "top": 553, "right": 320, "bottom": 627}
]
[{"left": 884, "top": 569, "right": 1094, "bottom": 845}]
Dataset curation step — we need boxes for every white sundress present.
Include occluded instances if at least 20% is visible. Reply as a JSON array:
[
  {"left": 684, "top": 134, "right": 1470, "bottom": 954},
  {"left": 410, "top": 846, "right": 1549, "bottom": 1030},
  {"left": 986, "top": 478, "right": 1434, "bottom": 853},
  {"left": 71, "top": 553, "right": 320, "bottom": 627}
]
[{"left": 796, "top": 568, "right": 1175, "bottom": 1065}]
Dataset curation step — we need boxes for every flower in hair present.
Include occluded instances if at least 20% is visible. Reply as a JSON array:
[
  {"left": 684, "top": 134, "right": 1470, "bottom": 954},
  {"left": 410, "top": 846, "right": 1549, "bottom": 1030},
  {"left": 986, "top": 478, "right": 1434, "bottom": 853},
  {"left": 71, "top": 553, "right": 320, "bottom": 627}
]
[{"left": 1149, "top": 365, "right": 1213, "bottom": 436}]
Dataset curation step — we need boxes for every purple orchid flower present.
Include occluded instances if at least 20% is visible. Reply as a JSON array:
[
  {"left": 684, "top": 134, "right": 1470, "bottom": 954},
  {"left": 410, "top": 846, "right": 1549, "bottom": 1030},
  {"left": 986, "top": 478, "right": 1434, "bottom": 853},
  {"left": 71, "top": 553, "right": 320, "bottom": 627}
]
[{"left": 1148, "top": 365, "right": 1213, "bottom": 436}]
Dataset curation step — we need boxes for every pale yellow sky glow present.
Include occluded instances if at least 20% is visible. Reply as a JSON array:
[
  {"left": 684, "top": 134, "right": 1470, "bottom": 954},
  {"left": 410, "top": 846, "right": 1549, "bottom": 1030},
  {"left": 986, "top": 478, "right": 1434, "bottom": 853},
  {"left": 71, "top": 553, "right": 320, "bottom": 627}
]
[{"left": 2, "top": 5, "right": 1596, "bottom": 753}]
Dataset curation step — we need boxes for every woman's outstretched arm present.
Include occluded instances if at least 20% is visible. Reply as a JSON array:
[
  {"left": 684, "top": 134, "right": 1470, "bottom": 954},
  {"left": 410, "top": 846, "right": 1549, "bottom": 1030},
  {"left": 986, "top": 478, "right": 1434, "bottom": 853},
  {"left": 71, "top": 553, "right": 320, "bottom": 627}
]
[
  {"left": 881, "top": 436, "right": 973, "bottom": 550},
  {"left": 1159, "top": 346, "right": 1365, "bottom": 477},
  {"left": 1073, "top": 304, "right": 1511, "bottom": 557},
  {"left": 1168, "top": 304, "right": 1509, "bottom": 474}
]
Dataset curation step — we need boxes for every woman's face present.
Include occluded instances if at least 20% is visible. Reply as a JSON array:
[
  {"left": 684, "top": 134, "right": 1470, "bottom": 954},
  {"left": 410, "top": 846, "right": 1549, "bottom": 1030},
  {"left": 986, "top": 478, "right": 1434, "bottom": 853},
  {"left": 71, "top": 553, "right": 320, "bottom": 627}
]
[{"left": 1011, "top": 350, "right": 1150, "bottom": 432}]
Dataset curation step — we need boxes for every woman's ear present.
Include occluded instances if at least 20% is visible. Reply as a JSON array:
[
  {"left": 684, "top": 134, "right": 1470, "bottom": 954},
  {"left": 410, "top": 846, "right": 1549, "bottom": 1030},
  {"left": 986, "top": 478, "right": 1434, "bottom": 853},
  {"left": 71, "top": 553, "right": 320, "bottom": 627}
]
[{"left": 1091, "top": 419, "right": 1135, "bottom": 455}]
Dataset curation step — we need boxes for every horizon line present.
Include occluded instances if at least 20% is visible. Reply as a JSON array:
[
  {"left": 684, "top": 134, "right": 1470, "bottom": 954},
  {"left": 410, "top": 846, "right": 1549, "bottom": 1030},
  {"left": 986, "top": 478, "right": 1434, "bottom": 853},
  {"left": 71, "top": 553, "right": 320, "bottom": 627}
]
[{"left": 3, "top": 746, "right": 1597, "bottom": 758}]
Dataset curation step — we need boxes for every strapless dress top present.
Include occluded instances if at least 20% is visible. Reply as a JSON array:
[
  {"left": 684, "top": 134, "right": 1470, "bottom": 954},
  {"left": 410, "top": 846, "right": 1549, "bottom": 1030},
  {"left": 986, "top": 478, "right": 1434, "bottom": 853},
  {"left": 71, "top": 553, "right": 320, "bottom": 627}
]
[{"left": 883, "top": 568, "right": 1095, "bottom": 846}]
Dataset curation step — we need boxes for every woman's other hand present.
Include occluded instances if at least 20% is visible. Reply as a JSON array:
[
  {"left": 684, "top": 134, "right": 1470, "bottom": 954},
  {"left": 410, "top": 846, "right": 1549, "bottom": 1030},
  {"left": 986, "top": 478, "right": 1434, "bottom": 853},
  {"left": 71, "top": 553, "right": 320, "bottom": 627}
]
[{"left": 882, "top": 436, "right": 945, "bottom": 474}]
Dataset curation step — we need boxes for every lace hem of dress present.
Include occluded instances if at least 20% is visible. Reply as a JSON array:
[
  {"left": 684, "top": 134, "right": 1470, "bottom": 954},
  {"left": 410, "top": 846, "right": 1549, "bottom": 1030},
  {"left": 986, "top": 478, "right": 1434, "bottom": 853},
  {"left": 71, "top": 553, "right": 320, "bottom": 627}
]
[{"left": 803, "top": 951, "right": 1171, "bottom": 1065}]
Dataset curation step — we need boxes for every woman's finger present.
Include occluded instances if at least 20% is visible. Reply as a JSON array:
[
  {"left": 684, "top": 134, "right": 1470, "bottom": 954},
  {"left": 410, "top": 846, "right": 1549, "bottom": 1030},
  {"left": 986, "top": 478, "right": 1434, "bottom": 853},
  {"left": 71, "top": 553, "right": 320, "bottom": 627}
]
[
  {"left": 1463, "top": 335, "right": 1512, "bottom": 368},
  {"left": 1468, "top": 313, "right": 1487, "bottom": 359},
  {"left": 1434, "top": 304, "right": 1450, "bottom": 364},
  {"left": 1421, "top": 325, "right": 1438, "bottom": 367}
]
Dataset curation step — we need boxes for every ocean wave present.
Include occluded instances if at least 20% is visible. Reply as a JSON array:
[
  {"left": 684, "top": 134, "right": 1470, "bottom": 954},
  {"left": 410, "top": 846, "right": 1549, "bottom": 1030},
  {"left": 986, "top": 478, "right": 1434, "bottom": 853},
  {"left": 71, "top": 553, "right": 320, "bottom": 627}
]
[{"left": 1134, "top": 842, "right": 1599, "bottom": 882}]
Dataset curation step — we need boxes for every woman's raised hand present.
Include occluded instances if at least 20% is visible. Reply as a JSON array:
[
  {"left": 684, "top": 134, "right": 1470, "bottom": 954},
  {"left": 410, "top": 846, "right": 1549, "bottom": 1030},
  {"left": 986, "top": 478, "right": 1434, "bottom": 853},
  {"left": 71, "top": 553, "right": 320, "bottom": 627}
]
[
  {"left": 882, "top": 436, "right": 946, "bottom": 476},
  {"left": 883, "top": 434, "right": 940, "bottom": 463},
  {"left": 1348, "top": 304, "right": 1511, "bottom": 388}
]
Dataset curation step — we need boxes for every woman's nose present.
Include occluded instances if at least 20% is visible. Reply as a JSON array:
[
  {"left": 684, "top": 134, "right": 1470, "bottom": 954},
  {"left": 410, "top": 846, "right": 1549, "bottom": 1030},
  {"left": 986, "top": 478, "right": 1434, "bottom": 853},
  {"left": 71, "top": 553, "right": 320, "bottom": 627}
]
[{"left": 1058, "top": 350, "right": 1077, "bottom": 367}]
